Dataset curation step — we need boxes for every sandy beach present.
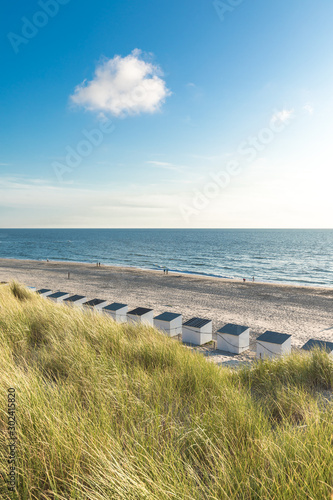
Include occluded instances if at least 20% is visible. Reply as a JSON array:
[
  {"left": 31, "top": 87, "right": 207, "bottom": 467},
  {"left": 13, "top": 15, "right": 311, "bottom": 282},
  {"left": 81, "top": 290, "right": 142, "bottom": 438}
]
[{"left": 1, "top": 258, "right": 332, "bottom": 367}]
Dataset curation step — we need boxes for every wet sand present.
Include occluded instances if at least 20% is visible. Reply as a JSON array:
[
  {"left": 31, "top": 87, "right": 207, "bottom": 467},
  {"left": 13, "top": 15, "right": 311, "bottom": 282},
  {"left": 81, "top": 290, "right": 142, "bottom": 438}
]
[{"left": 1, "top": 258, "right": 332, "bottom": 367}]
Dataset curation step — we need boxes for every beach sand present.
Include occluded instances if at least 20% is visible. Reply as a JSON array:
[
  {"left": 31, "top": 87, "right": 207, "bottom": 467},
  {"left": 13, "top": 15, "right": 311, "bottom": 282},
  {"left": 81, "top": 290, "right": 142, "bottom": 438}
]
[{"left": 1, "top": 258, "right": 332, "bottom": 367}]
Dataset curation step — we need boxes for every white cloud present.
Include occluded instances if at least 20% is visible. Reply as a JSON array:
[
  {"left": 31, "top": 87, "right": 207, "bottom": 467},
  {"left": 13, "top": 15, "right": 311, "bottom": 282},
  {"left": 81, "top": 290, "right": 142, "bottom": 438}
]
[
  {"left": 1, "top": 161, "right": 332, "bottom": 228},
  {"left": 71, "top": 49, "right": 171, "bottom": 117},
  {"left": 271, "top": 108, "right": 295, "bottom": 124},
  {"left": 303, "top": 103, "right": 314, "bottom": 115},
  {"left": 146, "top": 161, "right": 188, "bottom": 172},
  {"left": 189, "top": 153, "right": 228, "bottom": 161},
  {"left": 0, "top": 175, "right": 182, "bottom": 227}
]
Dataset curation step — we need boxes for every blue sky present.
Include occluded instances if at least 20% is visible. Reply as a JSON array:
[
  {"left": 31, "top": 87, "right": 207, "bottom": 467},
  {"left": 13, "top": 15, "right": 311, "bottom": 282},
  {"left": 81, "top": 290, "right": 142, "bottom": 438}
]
[{"left": 1, "top": 0, "right": 332, "bottom": 227}]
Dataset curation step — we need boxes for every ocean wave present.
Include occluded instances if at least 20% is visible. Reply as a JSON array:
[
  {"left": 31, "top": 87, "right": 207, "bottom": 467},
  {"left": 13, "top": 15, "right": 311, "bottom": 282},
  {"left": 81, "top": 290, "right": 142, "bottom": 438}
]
[
  {"left": 1, "top": 229, "right": 333, "bottom": 288},
  {"left": 312, "top": 267, "right": 332, "bottom": 273}
]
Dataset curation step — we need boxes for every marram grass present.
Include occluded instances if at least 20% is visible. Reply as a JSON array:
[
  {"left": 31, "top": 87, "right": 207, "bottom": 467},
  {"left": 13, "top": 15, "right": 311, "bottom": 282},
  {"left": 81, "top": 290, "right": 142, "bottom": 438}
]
[{"left": 0, "top": 282, "right": 332, "bottom": 499}]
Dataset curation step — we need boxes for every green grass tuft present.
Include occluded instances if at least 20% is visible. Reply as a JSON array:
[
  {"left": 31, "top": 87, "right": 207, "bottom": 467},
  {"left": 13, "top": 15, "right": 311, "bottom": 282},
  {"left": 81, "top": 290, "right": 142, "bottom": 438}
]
[
  {"left": 0, "top": 282, "right": 332, "bottom": 499},
  {"left": 9, "top": 282, "right": 32, "bottom": 302}
]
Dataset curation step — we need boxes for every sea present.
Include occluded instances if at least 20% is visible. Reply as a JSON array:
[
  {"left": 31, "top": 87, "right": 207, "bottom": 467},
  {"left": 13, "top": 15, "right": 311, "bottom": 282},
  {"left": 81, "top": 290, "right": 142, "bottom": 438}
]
[{"left": 0, "top": 229, "right": 332, "bottom": 287}]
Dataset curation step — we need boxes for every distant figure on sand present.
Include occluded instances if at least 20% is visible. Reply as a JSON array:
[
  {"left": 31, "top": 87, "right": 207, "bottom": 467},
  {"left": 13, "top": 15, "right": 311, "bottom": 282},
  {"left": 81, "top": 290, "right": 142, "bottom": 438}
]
[
  {"left": 243, "top": 278, "right": 246, "bottom": 282},
  {"left": 253, "top": 276, "right": 255, "bottom": 282},
  {"left": 68, "top": 272, "right": 70, "bottom": 279}
]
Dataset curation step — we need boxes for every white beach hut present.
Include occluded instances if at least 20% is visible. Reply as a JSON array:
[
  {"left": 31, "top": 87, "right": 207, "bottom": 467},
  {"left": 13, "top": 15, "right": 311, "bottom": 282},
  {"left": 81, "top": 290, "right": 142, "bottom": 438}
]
[
  {"left": 84, "top": 298, "right": 108, "bottom": 311},
  {"left": 182, "top": 317, "right": 213, "bottom": 346},
  {"left": 154, "top": 312, "right": 182, "bottom": 337},
  {"left": 102, "top": 303, "right": 128, "bottom": 323},
  {"left": 302, "top": 339, "right": 333, "bottom": 356},
  {"left": 127, "top": 307, "right": 154, "bottom": 326},
  {"left": 63, "top": 294, "right": 88, "bottom": 307},
  {"left": 36, "top": 289, "right": 53, "bottom": 298},
  {"left": 256, "top": 331, "right": 292, "bottom": 359},
  {"left": 48, "top": 291, "right": 70, "bottom": 303},
  {"left": 217, "top": 323, "right": 250, "bottom": 354}
]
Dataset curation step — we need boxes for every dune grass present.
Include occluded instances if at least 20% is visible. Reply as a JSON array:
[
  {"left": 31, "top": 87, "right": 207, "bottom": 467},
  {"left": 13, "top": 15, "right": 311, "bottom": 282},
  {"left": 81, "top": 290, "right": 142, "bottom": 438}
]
[{"left": 0, "top": 282, "right": 332, "bottom": 499}]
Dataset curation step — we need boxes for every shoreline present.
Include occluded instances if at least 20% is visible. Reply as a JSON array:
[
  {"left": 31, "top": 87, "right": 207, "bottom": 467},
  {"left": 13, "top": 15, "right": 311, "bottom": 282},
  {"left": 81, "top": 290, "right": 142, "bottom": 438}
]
[
  {"left": 1, "top": 257, "right": 332, "bottom": 367},
  {"left": 0, "top": 256, "right": 331, "bottom": 291}
]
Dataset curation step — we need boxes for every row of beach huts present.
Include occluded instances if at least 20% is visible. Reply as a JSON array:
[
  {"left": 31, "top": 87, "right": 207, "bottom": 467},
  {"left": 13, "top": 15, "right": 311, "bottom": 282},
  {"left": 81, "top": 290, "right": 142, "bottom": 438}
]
[{"left": 29, "top": 287, "right": 333, "bottom": 359}]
